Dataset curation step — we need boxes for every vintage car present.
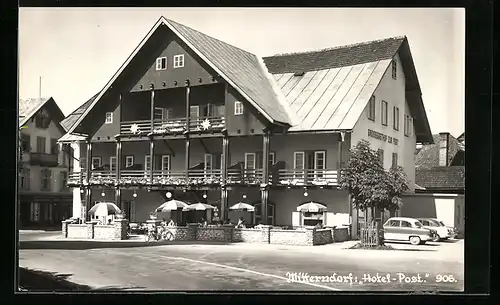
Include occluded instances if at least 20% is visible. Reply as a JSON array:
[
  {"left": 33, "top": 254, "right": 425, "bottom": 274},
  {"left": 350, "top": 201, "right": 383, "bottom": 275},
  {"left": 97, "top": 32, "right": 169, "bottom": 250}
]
[
  {"left": 417, "top": 218, "right": 457, "bottom": 241},
  {"left": 383, "top": 217, "right": 435, "bottom": 245}
]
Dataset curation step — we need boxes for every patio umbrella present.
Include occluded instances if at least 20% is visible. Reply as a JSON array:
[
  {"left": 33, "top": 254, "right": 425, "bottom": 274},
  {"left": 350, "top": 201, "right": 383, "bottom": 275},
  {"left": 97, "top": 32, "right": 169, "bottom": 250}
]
[
  {"left": 184, "top": 203, "right": 216, "bottom": 211},
  {"left": 88, "top": 202, "right": 122, "bottom": 217},
  {"left": 229, "top": 202, "right": 255, "bottom": 212},
  {"left": 296, "top": 202, "right": 327, "bottom": 213},
  {"left": 155, "top": 199, "right": 189, "bottom": 212}
]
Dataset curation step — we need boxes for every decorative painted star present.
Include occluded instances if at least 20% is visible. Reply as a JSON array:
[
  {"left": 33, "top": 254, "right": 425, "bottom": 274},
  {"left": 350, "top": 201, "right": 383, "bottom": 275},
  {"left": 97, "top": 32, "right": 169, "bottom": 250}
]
[
  {"left": 130, "top": 123, "right": 140, "bottom": 134},
  {"left": 201, "top": 118, "right": 211, "bottom": 130}
]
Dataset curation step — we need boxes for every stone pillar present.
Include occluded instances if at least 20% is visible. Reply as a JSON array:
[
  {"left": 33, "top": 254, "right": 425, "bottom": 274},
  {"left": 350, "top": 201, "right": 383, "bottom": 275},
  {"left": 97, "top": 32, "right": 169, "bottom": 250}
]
[
  {"left": 61, "top": 220, "right": 69, "bottom": 238},
  {"left": 187, "top": 223, "right": 198, "bottom": 241},
  {"left": 114, "top": 219, "right": 129, "bottom": 240},
  {"left": 222, "top": 224, "right": 234, "bottom": 243},
  {"left": 220, "top": 187, "right": 228, "bottom": 222},
  {"left": 115, "top": 188, "right": 121, "bottom": 210},
  {"left": 86, "top": 222, "right": 95, "bottom": 239},
  {"left": 149, "top": 138, "right": 155, "bottom": 184},
  {"left": 260, "top": 225, "right": 271, "bottom": 244},
  {"left": 309, "top": 228, "right": 316, "bottom": 246}
]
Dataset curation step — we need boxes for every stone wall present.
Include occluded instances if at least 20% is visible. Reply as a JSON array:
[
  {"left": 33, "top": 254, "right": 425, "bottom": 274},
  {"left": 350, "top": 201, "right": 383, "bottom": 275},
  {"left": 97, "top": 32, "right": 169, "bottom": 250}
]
[
  {"left": 333, "top": 226, "right": 349, "bottom": 242},
  {"left": 196, "top": 227, "right": 225, "bottom": 241},
  {"left": 270, "top": 229, "right": 313, "bottom": 246},
  {"left": 232, "top": 228, "right": 262, "bottom": 243},
  {"left": 94, "top": 225, "right": 115, "bottom": 240},
  {"left": 313, "top": 228, "right": 334, "bottom": 245},
  {"left": 66, "top": 224, "right": 87, "bottom": 239}
]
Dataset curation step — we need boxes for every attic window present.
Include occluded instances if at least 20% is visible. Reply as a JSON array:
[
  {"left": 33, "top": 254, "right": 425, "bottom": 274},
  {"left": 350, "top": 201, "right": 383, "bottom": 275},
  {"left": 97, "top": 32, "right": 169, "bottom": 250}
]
[
  {"left": 173, "top": 54, "right": 184, "bottom": 68},
  {"left": 392, "top": 59, "right": 397, "bottom": 79},
  {"left": 293, "top": 72, "right": 305, "bottom": 76},
  {"left": 105, "top": 112, "right": 113, "bottom": 124},
  {"left": 156, "top": 57, "right": 167, "bottom": 70}
]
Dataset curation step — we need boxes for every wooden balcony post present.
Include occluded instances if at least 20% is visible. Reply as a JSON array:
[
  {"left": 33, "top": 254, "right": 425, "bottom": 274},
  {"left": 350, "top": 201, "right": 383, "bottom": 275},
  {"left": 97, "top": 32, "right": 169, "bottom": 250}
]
[
  {"left": 115, "top": 188, "right": 121, "bottom": 210},
  {"left": 220, "top": 134, "right": 229, "bottom": 222},
  {"left": 150, "top": 85, "right": 155, "bottom": 132},
  {"left": 261, "top": 129, "right": 271, "bottom": 225},
  {"left": 149, "top": 138, "right": 155, "bottom": 184},
  {"left": 84, "top": 188, "right": 91, "bottom": 223},
  {"left": 85, "top": 140, "right": 92, "bottom": 184},
  {"left": 185, "top": 80, "right": 191, "bottom": 184},
  {"left": 185, "top": 137, "right": 190, "bottom": 184},
  {"left": 115, "top": 138, "right": 121, "bottom": 181}
]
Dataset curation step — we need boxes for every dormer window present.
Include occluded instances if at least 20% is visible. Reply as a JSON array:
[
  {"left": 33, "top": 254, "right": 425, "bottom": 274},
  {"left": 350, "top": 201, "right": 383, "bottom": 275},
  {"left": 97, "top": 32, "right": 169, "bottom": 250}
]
[
  {"left": 234, "top": 101, "right": 244, "bottom": 115},
  {"left": 392, "top": 59, "right": 397, "bottom": 79},
  {"left": 105, "top": 112, "right": 113, "bottom": 124},
  {"left": 173, "top": 54, "right": 184, "bottom": 68},
  {"left": 156, "top": 57, "right": 167, "bottom": 70}
]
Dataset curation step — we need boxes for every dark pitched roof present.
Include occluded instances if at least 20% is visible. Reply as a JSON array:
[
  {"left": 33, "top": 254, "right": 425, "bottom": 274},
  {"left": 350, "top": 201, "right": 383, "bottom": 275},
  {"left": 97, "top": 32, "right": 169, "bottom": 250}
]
[
  {"left": 263, "top": 36, "right": 406, "bottom": 74},
  {"left": 18, "top": 97, "right": 65, "bottom": 129},
  {"left": 263, "top": 36, "right": 433, "bottom": 144},
  {"left": 415, "top": 134, "right": 463, "bottom": 169},
  {"left": 415, "top": 166, "right": 465, "bottom": 191},
  {"left": 60, "top": 93, "right": 99, "bottom": 131},
  {"left": 63, "top": 17, "right": 294, "bottom": 138}
]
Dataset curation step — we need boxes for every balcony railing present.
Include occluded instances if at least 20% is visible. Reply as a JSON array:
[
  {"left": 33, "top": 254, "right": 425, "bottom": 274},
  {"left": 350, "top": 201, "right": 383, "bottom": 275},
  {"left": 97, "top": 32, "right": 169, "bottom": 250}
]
[
  {"left": 29, "top": 153, "right": 58, "bottom": 167},
  {"left": 120, "top": 116, "right": 225, "bottom": 136},
  {"left": 278, "top": 169, "right": 340, "bottom": 186},
  {"left": 66, "top": 168, "right": 339, "bottom": 187}
]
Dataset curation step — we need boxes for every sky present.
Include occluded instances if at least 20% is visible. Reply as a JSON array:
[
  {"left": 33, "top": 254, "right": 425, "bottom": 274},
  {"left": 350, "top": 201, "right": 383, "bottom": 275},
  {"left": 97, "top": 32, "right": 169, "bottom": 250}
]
[{"left": 18, "top": 8, "right": 465, "bottom": 136}]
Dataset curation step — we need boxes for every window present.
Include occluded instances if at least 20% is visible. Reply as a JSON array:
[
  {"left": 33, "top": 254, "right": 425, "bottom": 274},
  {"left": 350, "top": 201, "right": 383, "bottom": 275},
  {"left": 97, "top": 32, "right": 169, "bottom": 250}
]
[
  {"left": 154, "top": 107, "right": 173, "bottom": 120},
  {"left": 202, "top": 104, "right": 214, "bottom": 117},
  {"left": 60, "top": 171, "right": 68, "bottom": 191},
  {"left": 256, "top": 152, "right": 275, "bottom": 168},
  {"left": 404, "top": 114, "right": 413, "bottom": 137},
  {"left": 91, "top": 157, "right": 101, "bottom": 170},
  {"left": 393, "top": 107, "right": 400, "bottom": 130},
  {"left": 20, "top": 168, "right": 30, "bottom": 190},
  {"left": 381, "top": 101, "right": 388, "bottom": 126},
  {"left": 234, "top": 101, "right": 244, "bottom": 115},
  {"left": 125, "top": 156, "right": 134, "bottom": 168},
  {"left": 105, "top": 112, "right": 113, "bottom": 124},
  {"left": 80, "top": 157, "right": 86, "bottom": 170},
  {"left": 190, "top": 105, "right": 200, "bottom": 118},
  {"left": 401, "top": 220, "right": 412, "bottom": 228},
  {"left": 173, "top": 54, "right": 184, "bottom": 68},
  {"left": 30, "top": 202, "right": 40, "bottom": 222},
  {"left": 204, "top": 154, "right": 213, "bottom": 171},
  {"left": 36, "top": 136, "right": 46, "bottom": 153},
  {"left": 161, "top": 155, "right": 171, "bottom": 171},
  {"left": 21, "top": 134, "right": 31, "bottom": 152},
  {"left": 294, "top": 152, "right": 305, "bottom": 170},
  {"left": 156, "top": 57, "right": 167, "bottom": 70},
  {"left": 145, "top": 155, "right": 151, "bottom": 171},
  {"left": 388, "top": 219, "right": 400, "bottom": 227},
  {"left": 110, "top": 156, "right": 117, "bottom": 172},
  {"left": 391, "top": 153, "right": 398, "bottom": 169},
  {"left": 50, "top": 138, "right": 59, "bottom": 155},
  {"left": 35, "top": 113, "right": 50, "bottom": 129},
  {"left": 40, "top": 169, "right": 52, "bottom": 191},
  {"left": 314, "top": 151, "right": 326, "bottom": 170},
  {"left": 377, "top": 149, "right": 384, "bottom": 166},
  {"left": 215, "top": 105, "right": 226, "bottom": 117},
  {"left": 392, "top": 59, "right": 397, "bottom": 80},
  {"left": 367, "top": 95, "right": 376, "bottom": 121},
  {"left": 269, "top": 152, "right": 275, "bottom": 165},
  {"left": 244, "top": 153, "right": 256, "bottom": 170}
]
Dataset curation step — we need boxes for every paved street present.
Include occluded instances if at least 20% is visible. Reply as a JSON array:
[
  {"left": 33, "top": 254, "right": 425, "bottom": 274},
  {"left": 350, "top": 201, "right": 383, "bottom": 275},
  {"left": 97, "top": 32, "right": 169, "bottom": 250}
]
[{"left": 19, "top": 231, "right": 464, "bottom": 291}]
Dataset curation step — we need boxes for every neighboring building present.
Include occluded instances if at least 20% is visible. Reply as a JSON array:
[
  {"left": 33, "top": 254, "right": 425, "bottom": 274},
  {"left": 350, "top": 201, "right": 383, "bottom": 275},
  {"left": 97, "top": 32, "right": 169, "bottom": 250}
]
[
  {"left": 400, "top": 132, "right": 465, "bottom": 235},
  {"left": 18, "top": 97, "right": 72, "bottom": 228},
  {"left": 58, "top": 17, "right": 433, "bottom": 238}
]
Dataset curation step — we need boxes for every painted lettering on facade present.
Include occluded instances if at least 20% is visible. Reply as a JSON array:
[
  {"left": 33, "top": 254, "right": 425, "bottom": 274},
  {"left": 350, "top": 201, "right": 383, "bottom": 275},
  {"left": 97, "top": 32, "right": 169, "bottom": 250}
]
[{"left": 368, "top": 129, "right": 399, "bottom": 145}]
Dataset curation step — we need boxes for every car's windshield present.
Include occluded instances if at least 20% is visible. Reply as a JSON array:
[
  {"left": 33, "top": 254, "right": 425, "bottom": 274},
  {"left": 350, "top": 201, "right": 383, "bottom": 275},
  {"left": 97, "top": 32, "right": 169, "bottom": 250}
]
[
  {"left": 414, "top": 221, "right": 423, "bottom": 228},
  {"left": 428, "top": 220, "right": 439, "bottom": 227},
  {"left": 439, "top": 221, "right": 446, "bottom": 226}
]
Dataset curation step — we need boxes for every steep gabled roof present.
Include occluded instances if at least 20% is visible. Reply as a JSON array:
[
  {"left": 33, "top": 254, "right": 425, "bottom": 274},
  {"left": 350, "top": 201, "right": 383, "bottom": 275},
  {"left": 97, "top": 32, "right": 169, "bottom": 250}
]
[
  {"left": 18, "top": 97, "right": 66, "bottom": 131},
  {"left": 60, "top": 93, "right": 99, "bottom": 131},
  {"left": 263, "top": 36, "right": 433, "bottom": 144},
  {"left": 415, "top": 134, "right": 463, "bottom": 169},
  {"left": 64, "top": 17, "right": 293, "bottom": 137}
]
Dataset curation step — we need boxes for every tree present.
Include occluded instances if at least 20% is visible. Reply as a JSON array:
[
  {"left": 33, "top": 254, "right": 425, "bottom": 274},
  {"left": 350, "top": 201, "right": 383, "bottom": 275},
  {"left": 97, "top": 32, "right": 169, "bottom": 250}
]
[{"left": 339, "top": 140, "right": 409, "bottom": 246}]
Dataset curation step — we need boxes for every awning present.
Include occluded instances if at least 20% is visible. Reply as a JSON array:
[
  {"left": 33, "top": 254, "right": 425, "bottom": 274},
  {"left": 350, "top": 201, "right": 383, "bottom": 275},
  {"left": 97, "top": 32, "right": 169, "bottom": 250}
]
[{"left": 296, "top": 202, "right": 327, "bottom": 213}]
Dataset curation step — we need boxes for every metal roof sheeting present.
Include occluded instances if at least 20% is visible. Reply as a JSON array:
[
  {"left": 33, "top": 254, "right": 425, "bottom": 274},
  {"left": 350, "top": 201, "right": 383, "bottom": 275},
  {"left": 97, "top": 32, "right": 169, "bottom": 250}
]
[{"left": 273, "top": 59, "right": 390, "bottom": 132}]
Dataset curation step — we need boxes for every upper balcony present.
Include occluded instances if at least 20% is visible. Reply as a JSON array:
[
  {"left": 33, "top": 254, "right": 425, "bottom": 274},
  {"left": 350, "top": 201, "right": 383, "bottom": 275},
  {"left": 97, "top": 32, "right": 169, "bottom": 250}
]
[
  {"left": 29, "top": 153, "right": 59, "bottom": 167},
  {"left": 120, "top": 116, "right": 226, "bottom": 137}
]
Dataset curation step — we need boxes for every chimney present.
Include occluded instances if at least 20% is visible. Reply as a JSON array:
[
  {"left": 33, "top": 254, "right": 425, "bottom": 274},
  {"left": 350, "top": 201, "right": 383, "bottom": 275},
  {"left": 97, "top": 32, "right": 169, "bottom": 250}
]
[{"left": 438, "top": 132, "right": 450, "bottom": 166}]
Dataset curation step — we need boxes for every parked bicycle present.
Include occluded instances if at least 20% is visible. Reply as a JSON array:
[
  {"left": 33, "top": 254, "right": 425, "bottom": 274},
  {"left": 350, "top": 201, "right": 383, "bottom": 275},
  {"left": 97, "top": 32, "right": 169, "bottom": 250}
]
[{"left": 145, "top": 225, "right": 174, "bottom": 242}]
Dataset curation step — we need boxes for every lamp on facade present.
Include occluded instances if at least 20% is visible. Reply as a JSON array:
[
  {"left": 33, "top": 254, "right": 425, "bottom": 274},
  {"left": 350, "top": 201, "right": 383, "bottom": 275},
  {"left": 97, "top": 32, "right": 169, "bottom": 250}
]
[
  {"left": 242, "top": 194, "right": 247, "bottom": 199},
  {"left": 133, "top": 190, "right": 137, "bottom": 198},
  {"left": 101, "top": 190, "right": 105, "bottom": 197},
  {"left": 80, "top": 188, "right": 84, "bottom": 194},
  {"left": 166, "top": 192, "right": 172, "bottom": 199},
  {"left": 203, "top": 192, "right": 207, "bottom": 199},
  {"left": 303, "top": 189, "right": 308, "bottom": 197}
]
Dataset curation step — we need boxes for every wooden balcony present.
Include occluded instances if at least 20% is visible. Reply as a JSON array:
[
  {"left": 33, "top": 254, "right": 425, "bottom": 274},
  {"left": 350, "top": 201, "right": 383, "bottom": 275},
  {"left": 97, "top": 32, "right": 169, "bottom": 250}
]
[
  {"left": 120, "top": 116, "right": 225, "bottom": 137},
  {"left": 278, "top": 169, "right": 340, "bottom": 187},
  {"left": 67, "top": 171, "right": 89, "bottom": 186},
  {"left": 29, "top": 153, "right": 59, "bottom": 167}
]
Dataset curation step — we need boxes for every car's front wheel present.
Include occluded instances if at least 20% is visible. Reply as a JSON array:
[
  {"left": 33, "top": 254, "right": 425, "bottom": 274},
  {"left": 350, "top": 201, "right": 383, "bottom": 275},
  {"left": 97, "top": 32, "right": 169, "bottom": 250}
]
[
  {"left": 432, "top": 234, "right": 441, "bottom": 242},
  {"left": 410, "top": 236, "right": 421, "bottom": 245}
]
